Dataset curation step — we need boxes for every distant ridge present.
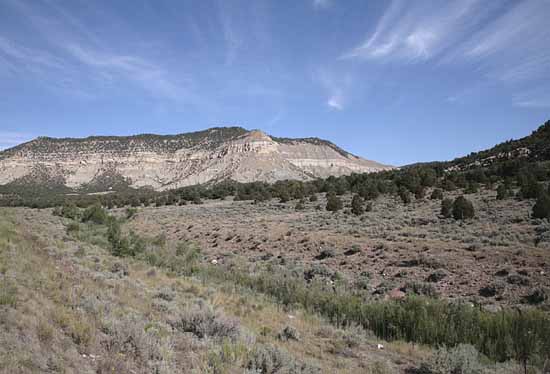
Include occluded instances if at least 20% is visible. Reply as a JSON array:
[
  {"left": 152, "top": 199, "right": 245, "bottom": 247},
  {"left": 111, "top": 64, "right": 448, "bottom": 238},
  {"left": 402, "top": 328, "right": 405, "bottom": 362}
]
[{"left": 0, "top": 126, "right": 392, "bottom": 191}]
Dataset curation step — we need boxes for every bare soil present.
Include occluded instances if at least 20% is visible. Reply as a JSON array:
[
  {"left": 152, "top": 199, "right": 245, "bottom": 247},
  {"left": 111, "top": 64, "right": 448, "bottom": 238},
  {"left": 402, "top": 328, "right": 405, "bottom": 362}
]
[{"left": 128, "top": 189, "right": 550, "bottom": 309}]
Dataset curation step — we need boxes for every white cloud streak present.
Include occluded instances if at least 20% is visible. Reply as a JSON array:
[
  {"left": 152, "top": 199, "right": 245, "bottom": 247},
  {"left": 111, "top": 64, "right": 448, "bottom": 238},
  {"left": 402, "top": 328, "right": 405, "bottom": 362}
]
[
  {"left": 313, "top": 68, "right": 351, "bottom": 110},
  {"left": 218, "top": 1, "right": 244, "bottom": 66},
  {"left": 1, "top": 0, "right": 191, "bottom": 103},
  {"left": 343, "top": 0, "right": 484, "bottom": 61},
  {"left": 462, "top": 0, "right": 550, "bottom": 83},
  {"left": 313, "top": 0, "right": 332, "bottom": 10},
  {"left": 342, "top": 0, "right": 550, "bottom": 106},
  {"left": 64, "top": 44, "right": 183, "bottom": 100},
  {"left": 344, "top": 0, "right": 550, "bottom": 82},
  {"left": 0, "top": 36, "right": 65, "bottom": 74}
]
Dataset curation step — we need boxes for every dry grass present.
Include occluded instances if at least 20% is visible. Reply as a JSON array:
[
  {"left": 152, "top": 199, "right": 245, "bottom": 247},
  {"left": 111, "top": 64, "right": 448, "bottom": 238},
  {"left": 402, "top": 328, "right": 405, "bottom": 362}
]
[
  {"left": 0, "top": 207, "right": 426, "bottom": 373},
  {"left": 2, "top": 190, "right": 548, "bottom": 373}
]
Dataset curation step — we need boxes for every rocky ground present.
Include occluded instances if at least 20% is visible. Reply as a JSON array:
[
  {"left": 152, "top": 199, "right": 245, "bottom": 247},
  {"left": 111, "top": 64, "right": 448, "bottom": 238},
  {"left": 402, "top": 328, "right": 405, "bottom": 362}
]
[
  {"left": 128, "top": 188, "right": 550, "bottom": 310},
  {"left": 0, "top": 207, "right": 429, "bottom": 373},
  {"left": 1, "top": 187, "right": 546, "bottom": 373}
]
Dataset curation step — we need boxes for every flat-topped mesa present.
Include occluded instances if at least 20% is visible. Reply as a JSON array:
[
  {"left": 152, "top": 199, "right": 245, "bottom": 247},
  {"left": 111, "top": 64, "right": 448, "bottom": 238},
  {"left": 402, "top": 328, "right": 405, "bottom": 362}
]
[{"left": 0, "top": 127, "right": 393, "bottom": 191}]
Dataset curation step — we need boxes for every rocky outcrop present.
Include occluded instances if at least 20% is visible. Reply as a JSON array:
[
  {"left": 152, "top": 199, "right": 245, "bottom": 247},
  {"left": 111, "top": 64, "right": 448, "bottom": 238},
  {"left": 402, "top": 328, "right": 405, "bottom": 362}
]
[{"left": 0, "top": 127, "right": 392, "bottom": 191}]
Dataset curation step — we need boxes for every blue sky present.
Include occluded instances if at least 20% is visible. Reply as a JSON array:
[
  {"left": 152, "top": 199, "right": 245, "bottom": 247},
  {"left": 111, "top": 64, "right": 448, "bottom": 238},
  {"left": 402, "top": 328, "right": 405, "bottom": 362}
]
[{"left": 0, "top": 0, "right": 549, "bottom": 165}]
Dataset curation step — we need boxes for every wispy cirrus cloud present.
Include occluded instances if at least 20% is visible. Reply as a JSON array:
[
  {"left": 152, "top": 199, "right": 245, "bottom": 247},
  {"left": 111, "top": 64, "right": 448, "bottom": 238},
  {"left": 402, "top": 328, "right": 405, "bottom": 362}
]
[
  {"left": 342, "top": 0, "right": 550, "bottom": 108},
  {"left": 64, "top": 44, "right": 185, "bottom": 100},
  {"left": 344, "top": 0, "right": 550, "bottom": 82},
  {"left": 0, "top": 36, "right": 65, "bottom": 74},
  {"left": 313, "top": 0, "right": 332, "bottom": 10},
  {"left": 1, "top": 0, "right": 192, "bottom": 103},
  {"left": 462, "top": 0, "right": 550, "bottom": 83},
  {"left": 313, "top": 68, "right": 351, "bottom": 110},
  {"left": 343, "top": 0, "right": 485, "bottom": 61},
  {"left": 218, "top": 2, "right": 243, "bottom": 66}
]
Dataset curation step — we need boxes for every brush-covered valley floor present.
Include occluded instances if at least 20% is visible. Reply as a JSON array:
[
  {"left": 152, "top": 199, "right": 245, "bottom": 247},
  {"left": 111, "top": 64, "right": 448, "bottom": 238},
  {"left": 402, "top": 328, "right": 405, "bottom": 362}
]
[{"left": 1, "top": 188, "right": 549, "bottom": 373}]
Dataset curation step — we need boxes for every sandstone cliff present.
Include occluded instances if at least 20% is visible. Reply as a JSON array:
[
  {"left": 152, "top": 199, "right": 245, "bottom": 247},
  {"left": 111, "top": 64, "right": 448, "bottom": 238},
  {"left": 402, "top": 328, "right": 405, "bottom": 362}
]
[{"left": 0, "top": 127, "right": 392, "bottom": 191}]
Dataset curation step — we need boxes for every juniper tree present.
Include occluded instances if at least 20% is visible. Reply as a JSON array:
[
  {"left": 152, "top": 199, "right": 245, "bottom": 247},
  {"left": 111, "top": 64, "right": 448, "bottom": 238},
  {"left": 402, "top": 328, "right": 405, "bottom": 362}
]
[
  {"left": 430, "top": 188, "right": 444, "bottom": 200},
  {"left": 351, "top": 194, "right": 364, "bottom": 215},
  {"left": 326, "top": 193, "right": 343, "bottom": 212},
  {"left": 532, "top": 193, "right": 550, "bottom": 219},
  {"left": 452, "top": 196, "right": 475, "bottom": 220},
  {"left": 399, "top": 187, "right": 412, "bottom": 205},
  {"left": 496, "top": 184, "right": 509, "bottom": 200},
  {"left": 441, "top": 198, "right": 453, "bottom": 218}
]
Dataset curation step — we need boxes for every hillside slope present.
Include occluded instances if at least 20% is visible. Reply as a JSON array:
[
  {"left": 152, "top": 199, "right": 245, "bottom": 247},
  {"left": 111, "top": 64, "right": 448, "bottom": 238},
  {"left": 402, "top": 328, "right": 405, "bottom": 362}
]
[
  {"left": 406, "top": 120, "right": 550, "bottom": 172},
  {"left": 0, "top": 127, "right": 391, "bottom": 191}
]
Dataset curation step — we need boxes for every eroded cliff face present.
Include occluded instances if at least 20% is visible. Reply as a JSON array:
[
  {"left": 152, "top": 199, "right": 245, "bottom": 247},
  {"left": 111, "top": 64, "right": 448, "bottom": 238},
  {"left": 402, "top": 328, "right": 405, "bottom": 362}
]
[{"left": 0, "top": 127, "right": 392, "bottom": 191}]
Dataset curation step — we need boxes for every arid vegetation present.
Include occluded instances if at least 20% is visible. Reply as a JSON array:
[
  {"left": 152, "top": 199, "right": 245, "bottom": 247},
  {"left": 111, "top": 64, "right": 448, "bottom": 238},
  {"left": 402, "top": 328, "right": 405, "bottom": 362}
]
[{"left": 1, "top": 121, "right": 550, "bottom": 373}]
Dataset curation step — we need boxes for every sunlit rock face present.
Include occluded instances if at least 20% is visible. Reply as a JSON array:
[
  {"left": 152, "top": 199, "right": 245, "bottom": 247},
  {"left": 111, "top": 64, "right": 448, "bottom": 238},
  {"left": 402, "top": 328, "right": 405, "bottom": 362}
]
[{"left": 0, "top": 127, "right": 393, "bottom": 191}]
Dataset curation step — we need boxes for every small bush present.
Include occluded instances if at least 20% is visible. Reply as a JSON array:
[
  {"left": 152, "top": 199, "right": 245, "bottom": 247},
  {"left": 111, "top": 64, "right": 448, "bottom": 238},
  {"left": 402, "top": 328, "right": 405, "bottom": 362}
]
[
  {"left": 520, "top": 179, "right": 544, "bottom": 199},
  {"left": 399, "top": 187, "right": 412, "bottom": 205},
  {"left": 522, "top": 287, "right": 548, "bottom": 305},
  {"left": 55, "top": 203, "right": 80, "bottom": 220},
  {"left": 452, "top": 196, "right": 475, "bottom": 220},
  {"left": 532, "top": 194, "right": 550, "bottom": 219},
  {"left": 430, "top": 189, "right": 444, "bottom": 200},
  {"left": 176, "top": 304, "right": 240, "bottom": 342},
  {"left": 68, "top": 314, "right": 93, "bottom": 347},
  {"left": 207, "top": 340, "right": 248, "bottom": 373},
  {"left": 102, "top": 315, "right": 175, "bottom": 371},
  {"left": 428, "top": 344, "right": 483, "bottom": 374},
  {"left": 366, "top": 360, "right": 393, "bottom": 374},
  {"left": 0, "top": 280, "right": 17, "bottom": 307},
  {"left": 279, "top": 190, "right": 290, "bottom": 203},
  {"left": 125, "top": 207, "right": 138, "bottom": 219},
  {"left": 402, "top": 281, "right": 438, "bottom": 298},
  {"left": 247, "top": 344, "right": 319, "bottom": 374},
  {"left": 66, "top": 222, "right": 80, "bottom": 234},
  {"left": 278, "top": 326, "right": 300, "bottom": 341},
  {"left": 465, "top": 182, "right": 479, "bottom": 194},
  {"left": 440, "top": 198, "right": 453, "bottom": 218},
  {"left": 351, "top": 194, "right": 365, "bottom": 215},
  {"left": 496, "top": 184, "right": 510, "bottom": 200},
  {"left": 107, "top": 220, "right": 130, "bottom": 257},
  {"left": 415, "top": 186, "right": 426, "bottom": 200},
  {"left": 315, "top": 248, "right": 336, "bottom": 260},
  {"left": 326, "top": 193, "right": 343, "bottom": 212},
  {"left": 36, "top": 320, "right": 54, "bottom": 343},
  {"left": 81, "top": 204, "right": 109, "bottom": 224}
]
